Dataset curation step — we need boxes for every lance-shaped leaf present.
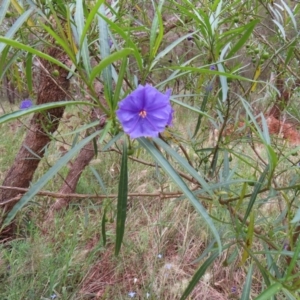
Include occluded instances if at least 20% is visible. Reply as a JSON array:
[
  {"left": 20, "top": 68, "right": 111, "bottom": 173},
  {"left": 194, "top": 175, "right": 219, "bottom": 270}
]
[
  {"left": 115, "top": 140, "right": 128, "bottom": 256},
  {"left": 139, "top": 137, "right": 221, "bottom": 252}
]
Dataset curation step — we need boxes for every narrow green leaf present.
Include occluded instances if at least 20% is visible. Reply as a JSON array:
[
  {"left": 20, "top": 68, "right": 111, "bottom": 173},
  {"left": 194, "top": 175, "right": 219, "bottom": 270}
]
[
  {"left": 280, "top": 0, "right": 297, "bottom": 31},
  {"left": 0, "top": 45, "right": 10, "bottom": 78},
  {"left": 261, "top": 114, "right": 271, "bottom": 145},
  {"left": 263, "top": 242, "right": 281, "bottom": 279},
  {"left": 266, "top": 144, "right": 278, "bottom": 174},
  {"left": 173, "top": 65, "right": 255, "bottom": 82},
  {"left": 80, "top": 0, "right": 104, "bottom": 47},
  {"left": 243, "top": 164, "right": 269, "bottom": 224},
  {"left": 150, "top": 31, "right": 198, "bottom": 70},
  {"left": 40, "top": 23, "right": 76, "bottom": 63},
  {"left": 25, "top": 52, "right": 33, "bottom": 93},
  {"left": 102, "top": 132, "right": 124, "bottom": 151},
  {"left": 60, "top": 121, "right": 99, "bottom": 137},
  {"left": 241, "top": 263, "right": 254, "bottom": 300},
  {"left": 171, "top": 97, "right": 213, "bottom": 119},
  {"left": 0, "top": 101, "right": 94, "bottom": 125},
  {"left": 0, "top": 0, "right": 10, "bottom": 25},
  {"left": 97, "top": 14, "right": 143, "bottom": 71},
  {"left": 113, "top": 57, "right": 127, "bottom": 109},
  {"left": 193, "top": 82, "right": 211, "bottom": 137},
  {"left": 291, "top": 207, "right": 300, "bottom": 223},
  {"left": 75, "top": 0, "right": 91, "bottom": 74},
  {"left": 254, "top": 283, "right": 282, "bottom": 300},
  {"left": 89, "top": 48, "right": 133, "bottom": 84},
  {"left": 115, "top": 140, "right": 128, "bottom": 256},
  {"left": 282, "top": 288, "right": 297, "bottom": 300},
  {"left": 2, "top": 130, "right": 102, "bottom": 228},
  {"left": 285, "top": 40, "right": 296, "bottom": 65},
  {"left": 0, "top": 8, "right": 34, "bottom": 53},
  {"left": 153, "top": 138, "right": 214, "bottom": 197},
  {"left": 90, "top": 166, "right": 107, "bottom": 195},
  {"left": 98, "top": 4, "right": 113, "bottom": 105},
  {"left": 180, "top": 251, "right": 220, "bottom": 300},
  {"left": 139, "top": 138, "right": 221, "bottom": 252},
  {"left": 227, "top": 20, "right": 259, "bottom": 58},
  {"left": 217, "top": 62, "right": 228, "bottom": 102},
  {"left": 149, "top": 0, "right": 164, "bottom": 58},
  {"left": 0, "top": 37, "right": 74, "bottom": 72},
  {"left": 272, "top": 19, "right": 286, "bottom": 40},
  {"left": 211, "top": 0, "right": 221, "bottom": 11},
  {"left": 98, "top": 119, "right": 113, "bottom": 144},
  {"left": 102, "top": 206, "right": 107, "bottom": 246},
  {"left": 285, "top": 235, "right": 300, "bottom": 279},
  {"left": 192, "top": 239, "right": 218, "bottom": 263},
  {"left": 151, "top": 5, "right": 164, "bottom": 59}
]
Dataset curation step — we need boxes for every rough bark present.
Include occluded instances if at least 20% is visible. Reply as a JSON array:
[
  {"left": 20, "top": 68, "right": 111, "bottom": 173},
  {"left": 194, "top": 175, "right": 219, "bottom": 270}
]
[
  {"left": 0, "top": 47, "right": 71, "bottom": 229},
  {"left": 44, "top": 110, "right": 106, "bottom": 224}
]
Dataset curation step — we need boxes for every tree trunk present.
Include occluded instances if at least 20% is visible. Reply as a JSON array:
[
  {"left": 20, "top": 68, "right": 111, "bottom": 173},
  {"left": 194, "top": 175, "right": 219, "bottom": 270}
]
[
  {"left": 0, "top": 47, "right": 71, "bottom": 235},
  {"left": 44, "top": 110, "right": 106, "bottom": 225}
]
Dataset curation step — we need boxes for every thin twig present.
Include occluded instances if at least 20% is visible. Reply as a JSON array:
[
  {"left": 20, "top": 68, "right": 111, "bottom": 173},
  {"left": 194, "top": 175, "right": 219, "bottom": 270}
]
[{"left": 0, "top": 185, "right": 183, "bottom": 206}]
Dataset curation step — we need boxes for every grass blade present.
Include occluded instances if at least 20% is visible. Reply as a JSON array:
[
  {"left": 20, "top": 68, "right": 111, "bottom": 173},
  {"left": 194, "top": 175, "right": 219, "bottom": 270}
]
[
  {"left": 241, "top": 263, "right": 254, "bottom": 300},
  {"left": 89, "top": 48, "right": 133, "bottom": 84},
  {"left": 227, "top": 20, "right": 259, "bottom": 58},
  {"left": 102, "top": 206, "right": 108, "bottom": 246},
  {"left": 25, "top": 52, "right": 33, "bottom": 93},
  {"left": 285, "top": 235, "right": 300, "bottom": 279},
  {"left": 0, "top": 100, "right": 94, "bottom": 125},
  {"left": 193, "top": 84, "right": 211, "bottom": 137},
  {"left": 153, "top": 137, "right": 213, "bottom": 197},
  {"left": 0, "top": 8, "right": 34, "bottom": 53},
  {"left": 180, "top": 251, "right": 220, "bottom": 300},
  {"left": 115, "top": 140, "right": 128, "bottom": 256},
  {"left": 254, "top": 283, "right": 282, "bottom": 300},
  {"left": 243, "top": 164, "right": 269, "bottom": 224},
  {"left": 0, "top": 37, "right": 74, "bottom": 72},
  {"left": 98, "top": 4, "right": 113, "bottom": 105},
  {"left": 75, "top": 0, "right": 91, "bottom": 75},
  {"left": 0, "top": 0, "right": 10, "bottom": 25}
]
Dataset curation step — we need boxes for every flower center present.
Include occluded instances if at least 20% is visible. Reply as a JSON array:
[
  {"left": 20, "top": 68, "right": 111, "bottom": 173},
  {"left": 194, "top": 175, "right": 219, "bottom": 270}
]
[{"left": 139, "top": 110, "right": 147, "bottom": 118}]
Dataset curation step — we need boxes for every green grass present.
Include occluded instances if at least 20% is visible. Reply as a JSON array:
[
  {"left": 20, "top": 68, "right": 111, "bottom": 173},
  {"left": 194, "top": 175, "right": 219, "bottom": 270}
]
[
  {"left": 1, "top": 0, "right": 300, "bottom": 298},
  {"left": 1, "top": 100, "right": 300, "bottom": 299}
]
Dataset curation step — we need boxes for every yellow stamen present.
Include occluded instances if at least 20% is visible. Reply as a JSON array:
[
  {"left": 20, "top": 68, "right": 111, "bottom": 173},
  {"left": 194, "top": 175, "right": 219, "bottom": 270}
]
[{"left": 139, "top": 110, "right": 147, "bottom": 118}]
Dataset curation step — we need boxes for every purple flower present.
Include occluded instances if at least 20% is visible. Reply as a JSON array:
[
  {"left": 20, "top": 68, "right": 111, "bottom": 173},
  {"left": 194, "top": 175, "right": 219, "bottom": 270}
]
[
  {"left": 116, "top": 84, "right": 173, "bottom": 138},
  {"left": 209, "top": 65, "right": 216, "bottom": 71},
  {"left": 20, "top": 99, "right": 33, "bottom": 109}
]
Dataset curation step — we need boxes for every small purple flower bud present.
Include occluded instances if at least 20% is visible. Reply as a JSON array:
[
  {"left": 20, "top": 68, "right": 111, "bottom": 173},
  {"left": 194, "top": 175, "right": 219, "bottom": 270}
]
[
  {"left": 210, "top": 65, "right": 217, "bottom": 71},
  {"left": 187, "top": 36, "right": 193, "bottom": 41},
  {"left": 20, "top": 99, "right": 33, "bottom": 109},
  {"left": 205, "top": 84, "right": 213, "bottom": 92},
  {"left": 231, "top": 286, "right": 237, "bottom": 293}
]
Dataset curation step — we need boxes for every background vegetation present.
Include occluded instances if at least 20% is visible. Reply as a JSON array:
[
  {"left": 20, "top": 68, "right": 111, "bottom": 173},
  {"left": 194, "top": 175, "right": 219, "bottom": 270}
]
[{"left": 1, "top": 0, "right": 300, "bottom": 299}]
